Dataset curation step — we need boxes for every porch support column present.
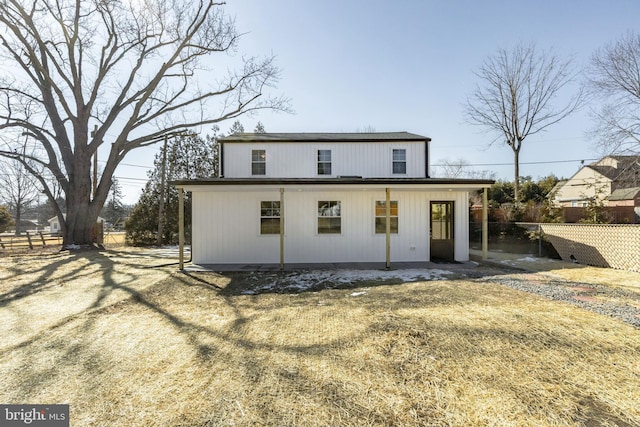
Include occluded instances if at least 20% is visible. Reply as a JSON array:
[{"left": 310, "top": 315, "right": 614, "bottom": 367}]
[
  {"left": 280, "top": 187, "right": 285, "bottom": 271},
  {"left": 386, "top": 187, "right": 391, "bottom": 269},
  {"left": 178, "top": 187, "right": 185, "bottom": 270},
  {"left": 482, "top": 187, "right": 488, "bottom": 260}
]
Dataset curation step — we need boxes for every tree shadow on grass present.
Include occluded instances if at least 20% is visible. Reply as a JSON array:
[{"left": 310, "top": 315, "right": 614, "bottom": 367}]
[
  {"left": 0, "top": 253, "right": 96, "bottom": 307},
  {"left": 1, "top": 250, "right": 375, "bottom": 424},
  {"left": 3, "top": 249, "right": 639, "bottom": 425}
]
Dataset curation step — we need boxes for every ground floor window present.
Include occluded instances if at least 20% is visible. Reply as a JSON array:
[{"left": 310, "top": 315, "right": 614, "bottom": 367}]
[
  {"left": 260, "top": 201, "right": 280, "bottom": 234},
  {"left": 375, "top": 200, "right": 398, "bottom": 233},
  {"left": 318, "top": 201, "right": 341, "bottom": 234}
]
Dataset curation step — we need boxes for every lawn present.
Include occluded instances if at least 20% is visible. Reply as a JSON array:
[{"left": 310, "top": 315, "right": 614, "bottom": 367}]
[{"left": 1, "top": 249, "right": 639, "bottom": 426}]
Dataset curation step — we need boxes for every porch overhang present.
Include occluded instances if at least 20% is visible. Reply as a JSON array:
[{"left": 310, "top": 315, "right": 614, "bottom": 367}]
[
  {"left": 172, "top": 177, "right": 494, "bottom": 269},
  {"left": 172, "top": 177, "right": 493, "bottom": 193}
]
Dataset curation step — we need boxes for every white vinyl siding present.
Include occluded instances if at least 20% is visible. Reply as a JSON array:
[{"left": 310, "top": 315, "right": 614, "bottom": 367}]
[
  {"left": 187, "top": 186, "right": 470, "bottom": 264},
  {"left": 224, "top": 142, "right": 426, "bottom": 178}
]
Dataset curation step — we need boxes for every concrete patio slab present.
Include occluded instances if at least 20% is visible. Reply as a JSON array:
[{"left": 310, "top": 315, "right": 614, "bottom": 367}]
[{"left": 184, "top": 260, "right": 477, "bottom": 272}]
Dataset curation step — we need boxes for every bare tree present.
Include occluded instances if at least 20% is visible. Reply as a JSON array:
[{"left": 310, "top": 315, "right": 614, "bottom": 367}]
[
  {"left": 587, "top": 32, "right": 640, "bottom": 156},
  {"left": 434, "top": 157, "right": 496, "bottom": 180},
  {"left": 464, "top": 43, "right": 582, "bottom": 203},
  {"left": 0, "top": 0, "right": 288, "bottom": 247},
  {"left": 0, "top": 156, "right": 41, "bottom": 235}
]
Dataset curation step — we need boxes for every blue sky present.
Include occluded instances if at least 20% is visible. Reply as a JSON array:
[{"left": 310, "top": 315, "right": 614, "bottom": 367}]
[{"left": 116, "top": 1, "right": 640, "bottom": 203}]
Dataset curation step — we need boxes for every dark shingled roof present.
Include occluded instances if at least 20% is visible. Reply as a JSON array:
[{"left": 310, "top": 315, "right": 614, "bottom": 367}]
[
  {"left": 587, "top": 156, "right": 640, "bottom": 190},
  {"left": 219, "top": 132, "right": 431, "bottom": 143},
  {"left": 606, "top": 187, "right": 640, "bottom": 201}
]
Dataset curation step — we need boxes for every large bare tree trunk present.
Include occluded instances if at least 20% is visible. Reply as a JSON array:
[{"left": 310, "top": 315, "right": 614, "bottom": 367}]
[
  {"left": 0, "top": 0, "right": 288, "bottom": 249},
  {"left": 14, "top": 205, "right": 21, "bottom": 236}
]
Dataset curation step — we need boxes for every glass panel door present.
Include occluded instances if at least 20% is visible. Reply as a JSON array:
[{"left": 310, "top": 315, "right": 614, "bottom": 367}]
[{"left": 430, "top": 202, "right": 454, "bottom": 261}]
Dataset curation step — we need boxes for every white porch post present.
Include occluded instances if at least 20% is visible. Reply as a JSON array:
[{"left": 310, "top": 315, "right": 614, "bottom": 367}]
[
  {"left": 386, "top": 187, "right": 391, "bottom": 269},
  {"left": 178, "top": 187, "right": 185, "bottom": 270},
  {"left": 280, "top": 187, "right": 285, "bottom": 271},
  {"left": 482, "top": 187, "right": 488, "bottom": 260}
]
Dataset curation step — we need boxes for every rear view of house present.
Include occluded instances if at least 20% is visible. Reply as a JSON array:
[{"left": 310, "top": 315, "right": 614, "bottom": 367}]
[{"left": 175, "top": 132, "right": 493, "bottom": 268}]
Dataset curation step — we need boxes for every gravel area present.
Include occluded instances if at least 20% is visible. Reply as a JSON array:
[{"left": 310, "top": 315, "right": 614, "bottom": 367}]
[{"left": 476, "top": 272, "right": 640, "bottom": 328}]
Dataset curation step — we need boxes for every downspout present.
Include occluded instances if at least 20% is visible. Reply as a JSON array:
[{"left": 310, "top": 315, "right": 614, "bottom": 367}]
[{"left": 425, "top": 140, "right": 430, "bottom": 178}]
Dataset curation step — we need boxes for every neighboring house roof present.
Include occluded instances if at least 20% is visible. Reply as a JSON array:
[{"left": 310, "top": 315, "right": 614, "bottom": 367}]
[
  {"left": 587, "top": 156, "right": 640, "bottom": 190},
  {"left": 219, "top": 132, "right": 431, "bottom": 143},
  {"left": 606, "top": 187, "right": 640, "bottom": 201}
]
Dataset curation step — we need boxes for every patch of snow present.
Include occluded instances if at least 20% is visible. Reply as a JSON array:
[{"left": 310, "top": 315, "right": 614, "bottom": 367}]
[
  {"left": 501, "top": 256, "right": 551, "bottom": 265},
  {"left": 516, "top": 256, "right": 539, "bottom": 263},
  {"left": 241, "top": 268, "right": 454, "bottom": 295},
  {"left": 350, "top": 291, "right": 367, "bottom": 297}
]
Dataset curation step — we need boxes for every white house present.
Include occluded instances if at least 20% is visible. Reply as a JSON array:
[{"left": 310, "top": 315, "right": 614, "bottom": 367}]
[{"left": 174, "top": 132, "right": 493, "bottom": 268}]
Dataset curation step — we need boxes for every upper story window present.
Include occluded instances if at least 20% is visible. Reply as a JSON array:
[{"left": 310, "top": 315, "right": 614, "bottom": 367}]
[
  {"left": 375, "top": 201, "right": 398, "bottom": 233},
  {"left": 317, "top": 201, "right": 341, "bottom": 234},
  {"left": 317, "top": 150, "right": 332, "bottom": 175},
  {"left": 251, "top": 150, "right": 266, "bottom": 175},
  {"left": 392, "top": 149, "right": 406, "bottom": 174}
]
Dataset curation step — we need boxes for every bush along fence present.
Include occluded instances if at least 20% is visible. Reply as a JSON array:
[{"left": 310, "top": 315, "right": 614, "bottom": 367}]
[{"left": 540, "top": 224, "right": 640, "bottom": 273}]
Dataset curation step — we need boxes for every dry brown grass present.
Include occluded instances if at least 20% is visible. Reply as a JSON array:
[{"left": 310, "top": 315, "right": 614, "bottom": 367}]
[
  {"left": 1, "top": 250, "right": 639, "bottom": 426},
  {"left": 541, "top": 266, "right": 640, "bottom": 297}
]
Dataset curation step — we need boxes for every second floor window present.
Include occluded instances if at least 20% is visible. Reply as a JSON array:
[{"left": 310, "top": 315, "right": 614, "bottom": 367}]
[
  {"left": 392, "top": 149, "right": 406, "bottom": 174},
  {"left": 252, "top": 150, "right": 266, "bottom": 175},
  {"left": 318, "top": 150, "right": 332, "bottom": 175},
  {"left": 251, "top": 150, "right": 267, "bottom": 175}
]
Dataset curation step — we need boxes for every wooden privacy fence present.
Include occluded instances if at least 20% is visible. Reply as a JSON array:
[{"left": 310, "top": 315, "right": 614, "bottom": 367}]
[
  {"left": 0, "top": 232, "right": 62, "bottom": 250},
  {"left": 540, "top": 224, "right": 640, "bottom": 272}
]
